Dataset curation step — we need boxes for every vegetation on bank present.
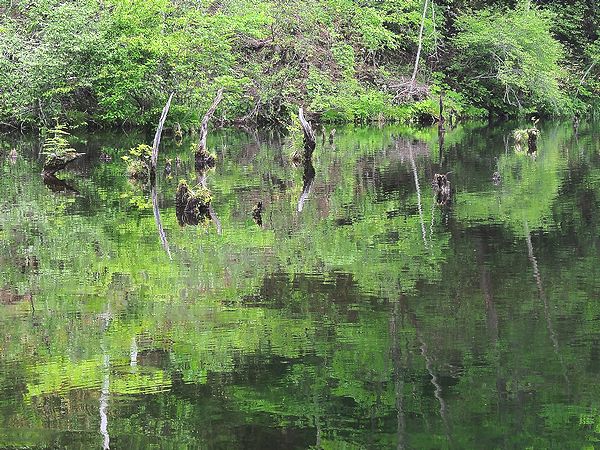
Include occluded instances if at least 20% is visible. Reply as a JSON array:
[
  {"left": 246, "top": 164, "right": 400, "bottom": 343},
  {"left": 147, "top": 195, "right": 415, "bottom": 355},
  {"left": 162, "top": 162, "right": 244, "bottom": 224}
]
[{"left": 0, "top": 0, "right": 598, "bottom": 129}]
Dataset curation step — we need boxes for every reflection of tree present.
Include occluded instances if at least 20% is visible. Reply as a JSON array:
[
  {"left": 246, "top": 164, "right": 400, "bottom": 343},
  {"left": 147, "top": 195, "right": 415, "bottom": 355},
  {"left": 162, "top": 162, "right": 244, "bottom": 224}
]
[
  {"left": 411, "top": 312, "right": 451, "bottom": 444},
  {"left": 100, "top": 311, "right": 111, "bottom": 450},
  {"left": 198, "top": 171, "right": 222, "bottom": 235},
  {"left": 297, "top": 158, "right": 315, "bottom": 213},
  {"left": 407, "top": 142, "right": 428, "bottom": 246},
  {"left": 4, "top": 122, "right": 600, "bottom": 448},
  {"left": 151, "top": 181, "right": 172, "bottom": 260},
  {"left": 524, "top": 221, "right": 570, "bottom": 395},
  {"left": 42, "top": 173, "right": 79, "bottom": 194},
  {"left": 390, "top": 299, "right": 406, "bottom": 450}
]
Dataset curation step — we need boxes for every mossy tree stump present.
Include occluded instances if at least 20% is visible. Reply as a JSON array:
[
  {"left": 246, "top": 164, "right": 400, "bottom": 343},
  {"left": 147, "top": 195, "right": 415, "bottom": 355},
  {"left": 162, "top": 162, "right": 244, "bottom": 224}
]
[{"left": 176, "top": 180, "right": 212, "bottom": 226}]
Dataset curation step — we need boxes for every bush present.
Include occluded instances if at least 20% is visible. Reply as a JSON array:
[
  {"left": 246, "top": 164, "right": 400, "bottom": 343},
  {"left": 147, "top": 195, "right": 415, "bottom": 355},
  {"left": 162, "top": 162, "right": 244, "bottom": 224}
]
[{"left": 451, "top": 1, "right": 568, "bottom": 116}]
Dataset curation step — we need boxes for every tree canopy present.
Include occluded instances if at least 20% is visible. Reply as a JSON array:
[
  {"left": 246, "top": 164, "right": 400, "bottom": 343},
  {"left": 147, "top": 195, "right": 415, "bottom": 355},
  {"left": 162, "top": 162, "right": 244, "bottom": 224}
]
[{"left": 0, "top": 0, "right": 598, "bottom": 128}]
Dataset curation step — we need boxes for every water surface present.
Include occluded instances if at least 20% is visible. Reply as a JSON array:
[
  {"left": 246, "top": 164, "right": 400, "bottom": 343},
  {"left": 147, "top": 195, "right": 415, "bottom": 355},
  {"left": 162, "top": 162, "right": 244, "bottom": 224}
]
[{"left": 1, "top": 121, "right": 599, "bottom": 449}]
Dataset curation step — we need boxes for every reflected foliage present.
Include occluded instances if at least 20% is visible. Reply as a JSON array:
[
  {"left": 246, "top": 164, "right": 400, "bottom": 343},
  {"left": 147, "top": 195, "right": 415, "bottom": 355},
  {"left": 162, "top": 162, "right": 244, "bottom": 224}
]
[{"left": 1, "top": 121, "right": 600, "bottom": 448}]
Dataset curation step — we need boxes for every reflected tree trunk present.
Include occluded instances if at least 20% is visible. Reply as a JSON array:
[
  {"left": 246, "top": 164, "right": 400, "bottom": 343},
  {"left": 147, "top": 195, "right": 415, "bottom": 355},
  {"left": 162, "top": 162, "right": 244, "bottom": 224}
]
[
  {"left": 390, "top": 299, "right": 406, "bottom": 450},
  {"left": 411, "top": 313, "right": 451, "bottom": 443},
  {"left": 42, "top": 173, "right": 80, "bottom": 194},
  {"left": 524, "top": 222, "right": 571, "bottom": 394},
  {"left": 100, "top": 311, "right": 111, "bottom": 449},
  {"left": 476, "top": 238, "right": 499, "bottom": 343},
  {"left": 197, "top": 172, "right": 222, "bottom": 235},
  {"left": 297, "top": 158, "right": 316, "bottom": 213},
  {"left": 407, "top": 143, "right": 428, "bottom": 246},
  {"left": 475, "top": 237, "right": 508, "bottom": 407},
  {"left": 130, "top": 336, "right": 138, "bottom": 369},
  {"left": 313, "top": 391, "right": 322, "bottom": 449},
  {"left": 151, "top": 181, "right": 172, "bottom": 260}
]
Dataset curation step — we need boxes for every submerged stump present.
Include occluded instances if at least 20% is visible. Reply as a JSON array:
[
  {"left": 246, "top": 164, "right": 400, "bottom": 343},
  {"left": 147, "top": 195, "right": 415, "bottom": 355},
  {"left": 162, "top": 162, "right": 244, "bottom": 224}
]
[
  {"left": 433, "top": 172, "right": 452, "bottom": 206},
  {"left": 42, "top": 151, "right": 84, "bottom": 176},
  {"left": 513, "top": 119, "right": 540, "bottom": 154}
]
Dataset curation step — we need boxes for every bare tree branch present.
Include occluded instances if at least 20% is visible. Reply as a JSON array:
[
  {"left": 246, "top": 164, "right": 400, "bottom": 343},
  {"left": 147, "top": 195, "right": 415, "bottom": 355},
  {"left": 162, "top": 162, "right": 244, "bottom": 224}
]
[
  {"left": 151, "top": 92, "right": 174, "bottom": 172},
  {"left": 197, "top": 88, "right": 224, "bottom": 155}
]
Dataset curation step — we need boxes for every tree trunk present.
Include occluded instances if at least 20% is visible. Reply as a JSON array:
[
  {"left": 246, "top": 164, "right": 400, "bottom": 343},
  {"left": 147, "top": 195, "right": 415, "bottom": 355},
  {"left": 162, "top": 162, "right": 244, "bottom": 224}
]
[
  {"left": 196, "top": 88, "right": 223, "bottom": 163},
  {"left": 150, "top": 92, "right": 174, "bottom": 174},
  {"left": 298, "top": 107, "right": 316, "bottom": 159},
  {"left": 410, "top": 0, "right": 430, "bottom": 90}
]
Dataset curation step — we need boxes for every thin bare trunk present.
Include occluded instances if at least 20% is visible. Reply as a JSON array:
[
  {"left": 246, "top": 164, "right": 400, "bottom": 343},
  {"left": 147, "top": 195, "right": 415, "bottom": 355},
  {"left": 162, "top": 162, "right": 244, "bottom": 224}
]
[
  {"left": 410, "top": 0, "right": 430, "bottom": 89},
  {"left": 298, "top": 107, "right": 316, "bottom": 157},
  {"left": 579, "top": 61, "right": 596, "bottom": 87},
  {"left": 198, "top": 88, "right": 224, "bottom": 155},
  {"left": 430, "top": 0, "right": 438, "bottom": 60},
  {"left": 151, "top": 92, "right": 174, "bottom": 171}
]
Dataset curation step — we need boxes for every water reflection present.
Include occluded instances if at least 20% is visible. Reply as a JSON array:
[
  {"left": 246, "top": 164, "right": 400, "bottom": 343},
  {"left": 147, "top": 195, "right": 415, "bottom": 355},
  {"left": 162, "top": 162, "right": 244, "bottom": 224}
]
[
  {"left": 297, "top": 158, "right": 315, "bottom": 213},
  {"left": 0, "top": 121, "right": 599, "bottom": 448}
]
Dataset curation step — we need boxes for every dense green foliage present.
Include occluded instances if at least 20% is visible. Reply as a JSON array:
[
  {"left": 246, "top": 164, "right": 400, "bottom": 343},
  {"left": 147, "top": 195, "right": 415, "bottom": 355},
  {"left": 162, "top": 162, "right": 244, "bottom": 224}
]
[{"left": 0, "top": 0, "right": 598, "bottom": 128}]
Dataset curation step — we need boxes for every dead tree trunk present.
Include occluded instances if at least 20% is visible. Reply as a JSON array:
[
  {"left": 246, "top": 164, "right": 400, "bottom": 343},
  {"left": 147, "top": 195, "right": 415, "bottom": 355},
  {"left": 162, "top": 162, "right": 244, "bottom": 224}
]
[
  {"left": 410, "top": 0, "right": 430, "bottom": 91},
  {"left": 150, "top": 92, "right": 174, "bottom": 175},
  {"left": 196, "top": 88, "right": 224, "bottom": 171},
  {"left": 298, "top": 107, "right": 316, "bottom": 159},
  {"left": 438, "top": 92, "right": 445, "bottom": 131}
]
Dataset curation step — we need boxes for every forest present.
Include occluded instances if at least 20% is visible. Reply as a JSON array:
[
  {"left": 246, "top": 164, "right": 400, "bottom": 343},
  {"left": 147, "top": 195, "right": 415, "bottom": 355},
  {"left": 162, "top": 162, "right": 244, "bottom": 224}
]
[
  {"left": 0, "top": 0, "right": 599, "bottom": 129},
  {"left": 2, "top": 1, "right": 600, "bottom": 449}
]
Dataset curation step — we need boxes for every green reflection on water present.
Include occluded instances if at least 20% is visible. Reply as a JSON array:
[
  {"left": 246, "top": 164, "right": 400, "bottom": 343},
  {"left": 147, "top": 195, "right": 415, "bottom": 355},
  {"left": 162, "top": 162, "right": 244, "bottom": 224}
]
[{"left": 1, "top": 120, "right": 599, "bottom": 449}]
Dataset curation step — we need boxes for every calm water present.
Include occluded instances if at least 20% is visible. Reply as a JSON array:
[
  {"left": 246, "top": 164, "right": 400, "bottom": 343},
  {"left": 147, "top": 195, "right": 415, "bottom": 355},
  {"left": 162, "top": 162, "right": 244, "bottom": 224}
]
[{"left": 0, "top": 120, "right": 599, "bottom": 449}]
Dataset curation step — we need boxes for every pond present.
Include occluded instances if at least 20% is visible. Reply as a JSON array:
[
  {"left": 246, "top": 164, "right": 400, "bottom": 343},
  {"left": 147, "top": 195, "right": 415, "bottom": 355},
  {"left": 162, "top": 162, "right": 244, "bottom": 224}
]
[{"left": 0, "top": 120, "right": 599, "bottom": 449}]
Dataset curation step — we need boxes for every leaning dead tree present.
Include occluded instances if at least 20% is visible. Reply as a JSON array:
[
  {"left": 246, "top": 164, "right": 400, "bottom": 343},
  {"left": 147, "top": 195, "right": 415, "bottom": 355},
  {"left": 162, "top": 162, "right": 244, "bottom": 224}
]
[
  {"left": 196, "top": 88, "right": 224, "bottom": 171},
  {"left": 150, "top": 92, "right": 174, "bottom": 176},
  {"left": 148, "top": 93, "right": 174, "bottom": 259},
  {"left": 298, "top": 107, "right": 316, "bottom": 159}
]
